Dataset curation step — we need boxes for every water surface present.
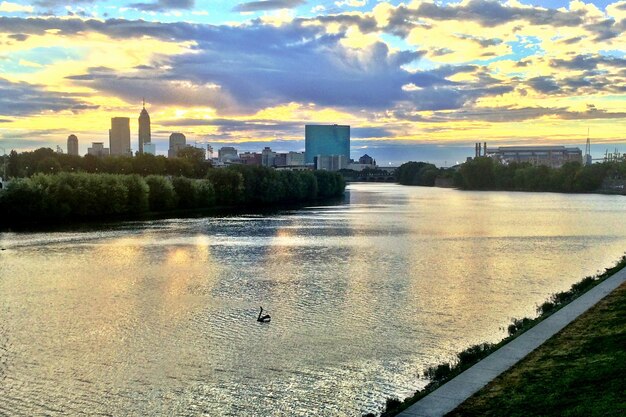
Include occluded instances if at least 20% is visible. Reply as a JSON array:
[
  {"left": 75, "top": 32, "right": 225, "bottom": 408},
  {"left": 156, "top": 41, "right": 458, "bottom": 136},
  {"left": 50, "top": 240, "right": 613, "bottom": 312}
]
[{"left": 1, "top": 183, "right": 625, "bottom": 416}]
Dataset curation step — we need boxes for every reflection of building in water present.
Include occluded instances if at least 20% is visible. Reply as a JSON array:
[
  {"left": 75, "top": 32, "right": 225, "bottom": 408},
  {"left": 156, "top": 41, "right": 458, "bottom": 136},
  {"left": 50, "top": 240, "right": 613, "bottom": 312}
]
[{"left": 482, "top": 145, "right": 583, "bottom": 168}]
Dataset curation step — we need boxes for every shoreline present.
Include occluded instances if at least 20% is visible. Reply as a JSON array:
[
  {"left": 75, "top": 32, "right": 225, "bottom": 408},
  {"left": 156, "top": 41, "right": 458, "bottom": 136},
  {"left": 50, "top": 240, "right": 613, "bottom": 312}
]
[{"left": 370, "top": 254, "right": 626, "bottom": 417}]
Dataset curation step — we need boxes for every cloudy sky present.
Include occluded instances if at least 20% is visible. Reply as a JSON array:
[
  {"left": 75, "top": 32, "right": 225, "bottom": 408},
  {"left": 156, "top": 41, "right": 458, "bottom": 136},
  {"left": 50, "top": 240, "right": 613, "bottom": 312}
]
[{"left": 0, "top": 0, "right": 625, "bottom": 165}]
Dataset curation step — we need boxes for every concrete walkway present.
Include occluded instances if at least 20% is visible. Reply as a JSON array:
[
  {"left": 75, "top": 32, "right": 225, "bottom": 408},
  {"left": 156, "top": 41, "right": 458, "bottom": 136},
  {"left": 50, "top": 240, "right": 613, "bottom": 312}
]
[{"left": 397, "top": 268, "right": 626, "bottom": 417}]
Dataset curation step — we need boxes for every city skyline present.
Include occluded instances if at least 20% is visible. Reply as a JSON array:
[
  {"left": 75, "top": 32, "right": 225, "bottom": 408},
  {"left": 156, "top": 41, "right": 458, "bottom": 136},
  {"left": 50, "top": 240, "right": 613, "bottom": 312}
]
[{"left": 0, "top": 0, "right": 625, "bottom": 165}]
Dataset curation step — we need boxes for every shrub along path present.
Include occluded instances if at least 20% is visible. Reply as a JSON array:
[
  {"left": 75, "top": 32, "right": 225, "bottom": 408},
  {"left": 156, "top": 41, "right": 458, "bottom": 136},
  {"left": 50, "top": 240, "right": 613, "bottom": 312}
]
[{"left": 396, "top": 268, "right": 626, "bottom": 417}]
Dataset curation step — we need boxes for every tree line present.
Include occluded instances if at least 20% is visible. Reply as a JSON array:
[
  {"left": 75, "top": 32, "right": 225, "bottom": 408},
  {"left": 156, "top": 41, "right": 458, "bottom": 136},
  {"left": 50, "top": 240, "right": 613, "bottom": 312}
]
[
  {"left": 0, "top": 157, "right": 345, "bottom": 225},
  {"left": 454, "top": 157, "right": 615, "bottom": 192},
  {"left": 396, "top": 158, "right": 623, "bottom": 193},
  {"left": 3, "top": 147, "right": 210, "bottom": 179},
  {"left": 396, "top": 161, "right": 444, "bottom": 186}
]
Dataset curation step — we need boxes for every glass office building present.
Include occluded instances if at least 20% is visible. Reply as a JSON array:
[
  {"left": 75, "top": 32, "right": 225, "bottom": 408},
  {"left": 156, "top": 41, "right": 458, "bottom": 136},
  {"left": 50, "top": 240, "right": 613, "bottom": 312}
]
[{"left": 305, "top": 125, "right": 350, "bottom": 164}]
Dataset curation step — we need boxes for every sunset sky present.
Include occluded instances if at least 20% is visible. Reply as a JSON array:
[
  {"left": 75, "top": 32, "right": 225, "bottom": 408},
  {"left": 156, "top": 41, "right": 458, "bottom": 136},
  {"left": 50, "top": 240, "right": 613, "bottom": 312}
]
[{"left": 1, "top": 0, "right": 625, "bottom": 165}]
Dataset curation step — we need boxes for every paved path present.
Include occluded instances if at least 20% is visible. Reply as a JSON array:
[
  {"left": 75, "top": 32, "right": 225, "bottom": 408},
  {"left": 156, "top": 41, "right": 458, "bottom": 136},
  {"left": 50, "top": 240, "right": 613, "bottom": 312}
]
[{"left": 397, "top": 268, "right": 626, "bottom": 417}]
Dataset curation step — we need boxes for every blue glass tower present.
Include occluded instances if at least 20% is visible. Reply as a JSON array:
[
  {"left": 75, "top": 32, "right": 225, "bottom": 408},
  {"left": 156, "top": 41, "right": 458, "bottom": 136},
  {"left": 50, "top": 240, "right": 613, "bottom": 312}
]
[{"left": 305, "top": 124, "right": 350, "bottom": 164}]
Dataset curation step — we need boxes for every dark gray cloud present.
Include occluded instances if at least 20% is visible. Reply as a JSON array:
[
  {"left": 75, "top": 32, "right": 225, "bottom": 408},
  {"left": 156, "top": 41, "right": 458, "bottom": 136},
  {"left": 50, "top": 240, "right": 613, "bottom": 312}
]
[
  {"left": 584, "top": 18, "right": 623, "bottom": 41},
  {"left": 34, "top": 0, "right": 99, "bottom": 6},
  {"left": 42, "top": 15, "right": 516, "bottom": 115},
  {"left": 0, "top": 78, "right": 99, "bottom": 117},
  {"left": 61, "top": 21, "right": 427, "bottom": 112},
  {"left": 456, "top": 33, "right": 503, "bottom": 48},
  {"left": 128, "top": 0, "right": 194, "bottom": 12},
  {"left": 312, "top": 14, "right": 377, "bottom": 34},
  {"left": 34, "top": 0, "right": 194, "bottom": 11},
  {"left": 0, "top": 12, "right": 596, "bottom": 119},
  {"left": 551, "top": 54, "right": 626, "bottom": 71},
  {"left": 233, "top": 0, "right": 306, "bottom": 12},
  {"left": 393, "top": 105, "right": 626, "bottom": 124},
  {"left": 386, "top": 0, "right": 585, "bottom": 37},
  {"left": 527, "top": 76, "right": 560, "bottom": 94},
  {"left": 560, "top": 36, "right": 582, "bottom": 45},
  {"left": 8, "top": 33, "right": 29, "bottom": 41},
  {"left": 158, "top": 118, "right": 302, "bottom": 140}
]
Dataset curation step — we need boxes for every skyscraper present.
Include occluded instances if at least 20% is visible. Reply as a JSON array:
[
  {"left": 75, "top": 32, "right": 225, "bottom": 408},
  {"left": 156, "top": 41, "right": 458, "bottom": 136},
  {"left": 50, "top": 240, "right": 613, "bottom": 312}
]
[
  {"left": 109, "top": 117, "right": 131, "bottom": 156},
  {"left": 168, "top": 133, "right": 186, "bottom": 158},
  {"left": 138, "top": 99, "right": 151, "bottom": 154},
  {"left": 67, "top": 134, "right": 79, "bottom": 156},
  {"left": 305, "top": 124, "right": 350, "bottom": 164}
]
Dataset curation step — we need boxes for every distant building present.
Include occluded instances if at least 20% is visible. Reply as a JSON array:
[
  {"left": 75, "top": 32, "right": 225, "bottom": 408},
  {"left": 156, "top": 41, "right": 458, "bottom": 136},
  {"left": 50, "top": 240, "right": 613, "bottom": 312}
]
[
  {"left": 316, "top": 155, "right": 348, "bottom": 171},
  {"left": 286, "top": 151, "right": 305, "bottom": 166},
  {"left": 218, "top": 146, "right": 238, "bottom": 162},
  {"left": 347, "top": 163, "right": 376, "bottom": 171},
  {"left": 138, "top": 100, "right": 151, "bottom": 154},
  {"left": 274, "top": 153, "right": 287, "bottom": 167},
  {"left": 261, "top": 147, "right": 277, "bottom": 167},
  {"left": 486, "top": 145, "right": 583, "bottom": 168},
  {"left": 358, "top": 154, "right": 375, "bottom": 165},
  {"left": 240, "top": 152, "right": 262, "bottom": 166},
  {"left": 143, "top": 143, "right": 156, "bottom": 155},
  {"left": 67, "top": 134, "right": 79, "bottom": 156},
  {"left": 88, "top": 142, "right": 109, "bottom": 157},
  {"left": 305, "top": 124, "right": 350, "bottom": 164},
  {"left": 168, "top": 133, "right": 186, "bottom": 158},
  {"left": 109, "top": 117, "right": 131, "bottom": 156}
]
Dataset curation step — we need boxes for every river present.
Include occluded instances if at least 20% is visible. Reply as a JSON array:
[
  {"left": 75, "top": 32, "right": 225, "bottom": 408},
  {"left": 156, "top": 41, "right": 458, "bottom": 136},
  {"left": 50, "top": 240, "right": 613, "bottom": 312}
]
[{"left": 1, "top": 183, "right": 625, "bottom": 416}]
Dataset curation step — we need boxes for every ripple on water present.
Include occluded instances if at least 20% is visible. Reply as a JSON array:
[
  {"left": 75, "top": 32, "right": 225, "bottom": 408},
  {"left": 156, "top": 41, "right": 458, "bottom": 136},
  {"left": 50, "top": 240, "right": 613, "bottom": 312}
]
[{"left": 2, "top": 184, "right": 626, "bottom": 416}]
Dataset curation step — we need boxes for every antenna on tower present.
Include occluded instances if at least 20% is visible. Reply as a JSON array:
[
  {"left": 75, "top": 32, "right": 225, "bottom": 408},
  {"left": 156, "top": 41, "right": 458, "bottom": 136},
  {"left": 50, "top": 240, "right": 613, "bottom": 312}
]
[
  {"left": 142, "top": 97, "right": 145, "bottom": 109},
  {"left": 584, "top": 128, "right": 592, "bottom": 166}
]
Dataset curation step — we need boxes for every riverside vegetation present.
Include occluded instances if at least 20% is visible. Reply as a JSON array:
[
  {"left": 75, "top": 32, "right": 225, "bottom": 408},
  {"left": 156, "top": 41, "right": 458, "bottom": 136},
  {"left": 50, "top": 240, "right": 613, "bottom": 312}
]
[
  {"left": 0, "top": 148, "right": 345, "bottom": 225},
  {"left": 367, "top": 255, "right": 626, "bottom": 417},
  {"left": 397, "top": 157, "right": 626, "bottom": 193},
  {"left": 448, "top": 281, "right": 626, "bottom": 417}
]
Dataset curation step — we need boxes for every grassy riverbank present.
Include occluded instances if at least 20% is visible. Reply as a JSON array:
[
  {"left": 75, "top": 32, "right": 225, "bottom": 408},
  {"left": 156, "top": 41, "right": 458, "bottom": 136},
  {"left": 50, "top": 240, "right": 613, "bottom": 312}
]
[
  {"left": 447, "top": 281, "right": 626, "bottom": 417},
  {"left": 371, "top": 256, "right": 626, "bottom": 417}
]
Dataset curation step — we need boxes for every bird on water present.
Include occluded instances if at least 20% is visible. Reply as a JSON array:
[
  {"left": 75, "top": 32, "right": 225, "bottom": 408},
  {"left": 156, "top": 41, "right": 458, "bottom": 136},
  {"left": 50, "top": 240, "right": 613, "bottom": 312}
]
[{"left": 257, "top": 306, "right": 271, "bottom": 323}]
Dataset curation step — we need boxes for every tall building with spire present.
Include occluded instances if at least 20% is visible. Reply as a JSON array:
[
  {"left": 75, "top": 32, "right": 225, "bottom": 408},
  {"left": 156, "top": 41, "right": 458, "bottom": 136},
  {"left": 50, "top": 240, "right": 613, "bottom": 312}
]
[{"left": 138, "top": 98, "right": 151, "bottom": 155}]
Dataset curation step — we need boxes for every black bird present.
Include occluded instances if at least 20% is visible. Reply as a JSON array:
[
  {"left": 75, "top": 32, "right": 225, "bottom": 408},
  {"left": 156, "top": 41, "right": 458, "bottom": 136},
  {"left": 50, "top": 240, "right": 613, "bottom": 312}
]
[{"left": 257, "top": 306, "right": 271, "bottom": 323}]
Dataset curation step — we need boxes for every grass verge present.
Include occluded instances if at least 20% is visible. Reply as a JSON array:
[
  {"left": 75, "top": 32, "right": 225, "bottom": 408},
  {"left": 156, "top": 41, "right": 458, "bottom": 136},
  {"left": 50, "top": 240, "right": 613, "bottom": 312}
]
[
  {"left": 369, "top": 255, "right": 626, "bottom": 417},
  {"left": 446, "top": 281, "right": 626, "bottom": 417}
]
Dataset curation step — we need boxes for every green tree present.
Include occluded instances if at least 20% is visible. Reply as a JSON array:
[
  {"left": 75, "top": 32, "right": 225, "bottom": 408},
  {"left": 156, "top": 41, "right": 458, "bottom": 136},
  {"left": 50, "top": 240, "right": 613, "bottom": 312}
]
[
  {"left": 145, "top": 175, "right": 177, "bottom": 211},
  {"left": 459, "top": 157, "right": 496, "bottom": 190},
  {"left": 396, "top": 161, "right": 439, "bottom": 186},
  {"left": 172, "top": 176, "right": 198, "bottom": 209},
  {"left": 206, "top": 169, "right": 244, "bottom": 205},
  {"left": 124, "top": 174, "right": 150, "bottom": 214}
]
